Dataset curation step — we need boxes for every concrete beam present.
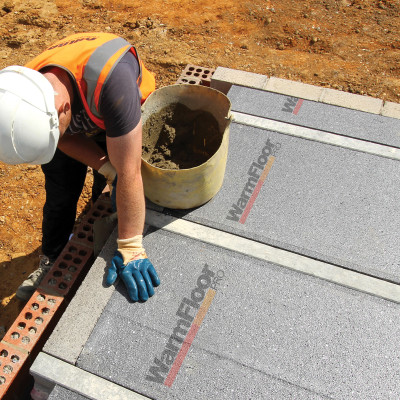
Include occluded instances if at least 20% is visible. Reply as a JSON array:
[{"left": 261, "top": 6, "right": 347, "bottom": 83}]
[
  {"left": 211, "top": 66, "right": 268, "bottom": 94},
  {"left": 31, "top": 352, "right": 150, "bottom": 400}
]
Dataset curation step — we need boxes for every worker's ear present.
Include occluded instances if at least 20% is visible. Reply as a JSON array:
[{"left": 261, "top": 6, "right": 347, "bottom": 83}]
[
  {"left": 57, "top": 101, "right": 71, "bottom": 117},
  {"left": 56, "top": 101, "right": 72, "bottom": 137}
]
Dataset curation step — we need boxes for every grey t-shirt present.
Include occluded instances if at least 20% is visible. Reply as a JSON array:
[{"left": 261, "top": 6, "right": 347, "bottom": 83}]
[{"left": 67, "top": 50, "right": 142, "bottom": 137}]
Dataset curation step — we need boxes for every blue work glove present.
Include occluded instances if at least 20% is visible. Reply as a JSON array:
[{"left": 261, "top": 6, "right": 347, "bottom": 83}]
[{"left": 106, "top": 236, "right": 160, "bottom": 302}]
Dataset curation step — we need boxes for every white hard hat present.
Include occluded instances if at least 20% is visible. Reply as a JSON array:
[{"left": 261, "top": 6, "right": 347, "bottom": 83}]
[{"left": 0, "top": 65, "right": 59, "bottom": 165}]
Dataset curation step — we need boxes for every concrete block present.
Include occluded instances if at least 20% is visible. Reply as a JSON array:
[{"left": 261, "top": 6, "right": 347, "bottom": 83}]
[
  {"left": 211, "top": 66, "right": 268, "bottom": 94},
  {"left": 320, "top": 87, "right": 383, "bottom": 114},
  {"left": 381, "top": 100, "right": 400, "bottom": 119},
  {"left": 263, "top": 76, "right": 323, "bottom": 101}
]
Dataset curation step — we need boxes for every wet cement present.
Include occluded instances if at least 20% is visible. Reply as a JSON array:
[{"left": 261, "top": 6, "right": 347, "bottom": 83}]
[{"left": 142, "top": 103, "right": 222, "bottom": 169}]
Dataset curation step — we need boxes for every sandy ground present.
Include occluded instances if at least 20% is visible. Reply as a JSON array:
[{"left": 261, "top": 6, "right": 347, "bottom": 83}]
[{"left": 1, "top": 0, "right": 399, "bottom": 335}]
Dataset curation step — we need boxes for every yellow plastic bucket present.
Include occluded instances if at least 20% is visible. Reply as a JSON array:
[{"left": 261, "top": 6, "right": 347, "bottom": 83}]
[{"left": 141, "top": 84, "right": 231, "bottom": 209}]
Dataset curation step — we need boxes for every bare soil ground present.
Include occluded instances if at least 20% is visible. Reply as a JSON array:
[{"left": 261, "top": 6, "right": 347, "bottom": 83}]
[{"left": 1, "top": 0, "right": 399, "bottom": 335}]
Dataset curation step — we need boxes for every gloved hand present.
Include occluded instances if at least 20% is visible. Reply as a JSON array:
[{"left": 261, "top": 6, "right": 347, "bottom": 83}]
[
  {"left": 98, "top": 160, "right": 116, "bottom": 192},
  {"left": 98, "top": 161, "right": 117, "bottom": 211},
  {"left": 106, "top": 235, "right": 160, "bottom": 302}
]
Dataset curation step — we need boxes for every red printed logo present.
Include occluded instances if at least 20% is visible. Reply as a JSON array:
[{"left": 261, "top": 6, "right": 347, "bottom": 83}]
[
  {"left": 146, "top": 265, "right": 224, "bottom": 387},
  {"left": 226, "top": 139, "right": 280, "bottom": 224},
  {"left": 282, "top": 96, "right": 304, "bottom": 115}
]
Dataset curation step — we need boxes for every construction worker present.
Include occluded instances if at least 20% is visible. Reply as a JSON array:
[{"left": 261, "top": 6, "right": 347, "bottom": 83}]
[{"left": 0, "top": 32, "right": 160, "bottom": 302}]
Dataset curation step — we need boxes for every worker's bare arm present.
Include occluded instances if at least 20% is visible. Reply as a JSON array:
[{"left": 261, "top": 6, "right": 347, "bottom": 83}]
[
  {"left": 106, "top": 120, "right": 145, "bottom": 239},
  {"left": 57, "top": 133, "right": 108, "bottom": 170}
]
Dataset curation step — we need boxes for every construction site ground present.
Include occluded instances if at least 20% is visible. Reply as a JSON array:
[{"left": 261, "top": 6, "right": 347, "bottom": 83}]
[{"left": 1, "top": 0, "right": 400, "bottom": 336}]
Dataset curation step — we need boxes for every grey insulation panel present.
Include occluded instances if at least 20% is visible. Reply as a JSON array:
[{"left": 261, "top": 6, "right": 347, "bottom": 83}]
[
  {"left": 77, "top": 228, "right": 400, "bottom": 400},
  {"left": 228, "top": 85, "right": 400, "bottom": 148},
  {"left": 167, "top": 122, "right": 400, "bottom": 283}
]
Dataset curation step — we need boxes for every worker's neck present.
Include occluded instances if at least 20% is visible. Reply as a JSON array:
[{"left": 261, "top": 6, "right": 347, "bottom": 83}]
[{"left": 42, "top": 67, "right": 74, "bottom": 106}]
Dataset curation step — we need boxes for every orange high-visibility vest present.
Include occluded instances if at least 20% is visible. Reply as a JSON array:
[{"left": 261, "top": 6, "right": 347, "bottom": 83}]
[{"left": 25, "top": 32, "right": 155, "bottom": 130}]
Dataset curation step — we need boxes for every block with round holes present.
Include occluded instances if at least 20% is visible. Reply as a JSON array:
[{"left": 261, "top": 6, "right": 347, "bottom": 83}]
[
  {"left": 38, "top": 242, "right": 93, "bottom": 297},
  {"left": 91, "top": 196, "right": 113, "bottom": 216},
  {"left": 0, "top": 340, "right": 30, "bottom": 398},
  {"left": 71, "top": 198, "right": 114, "bottom": 249},
  {"left": 97, "top": 192, "right": 111, "bottom": 203},
  {"left": 176, "top": 75, "right": 201, "bottom": 85},
  {"left": 0, "top": 195, "right": 113, "bottom": 399},
  {"left": 181, "top": 64, "right": 215, "bottom": 86},
  {"left": 2, "top": 291, "right": 64, "bottom": 353},
  {"left": 70, "top": 220, "right": 95, "bottom": 250}
]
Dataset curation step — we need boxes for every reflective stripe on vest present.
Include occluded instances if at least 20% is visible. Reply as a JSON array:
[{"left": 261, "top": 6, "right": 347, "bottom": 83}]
[{"left": 84, "top": 37, "right": 132, "bottom": 119}]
